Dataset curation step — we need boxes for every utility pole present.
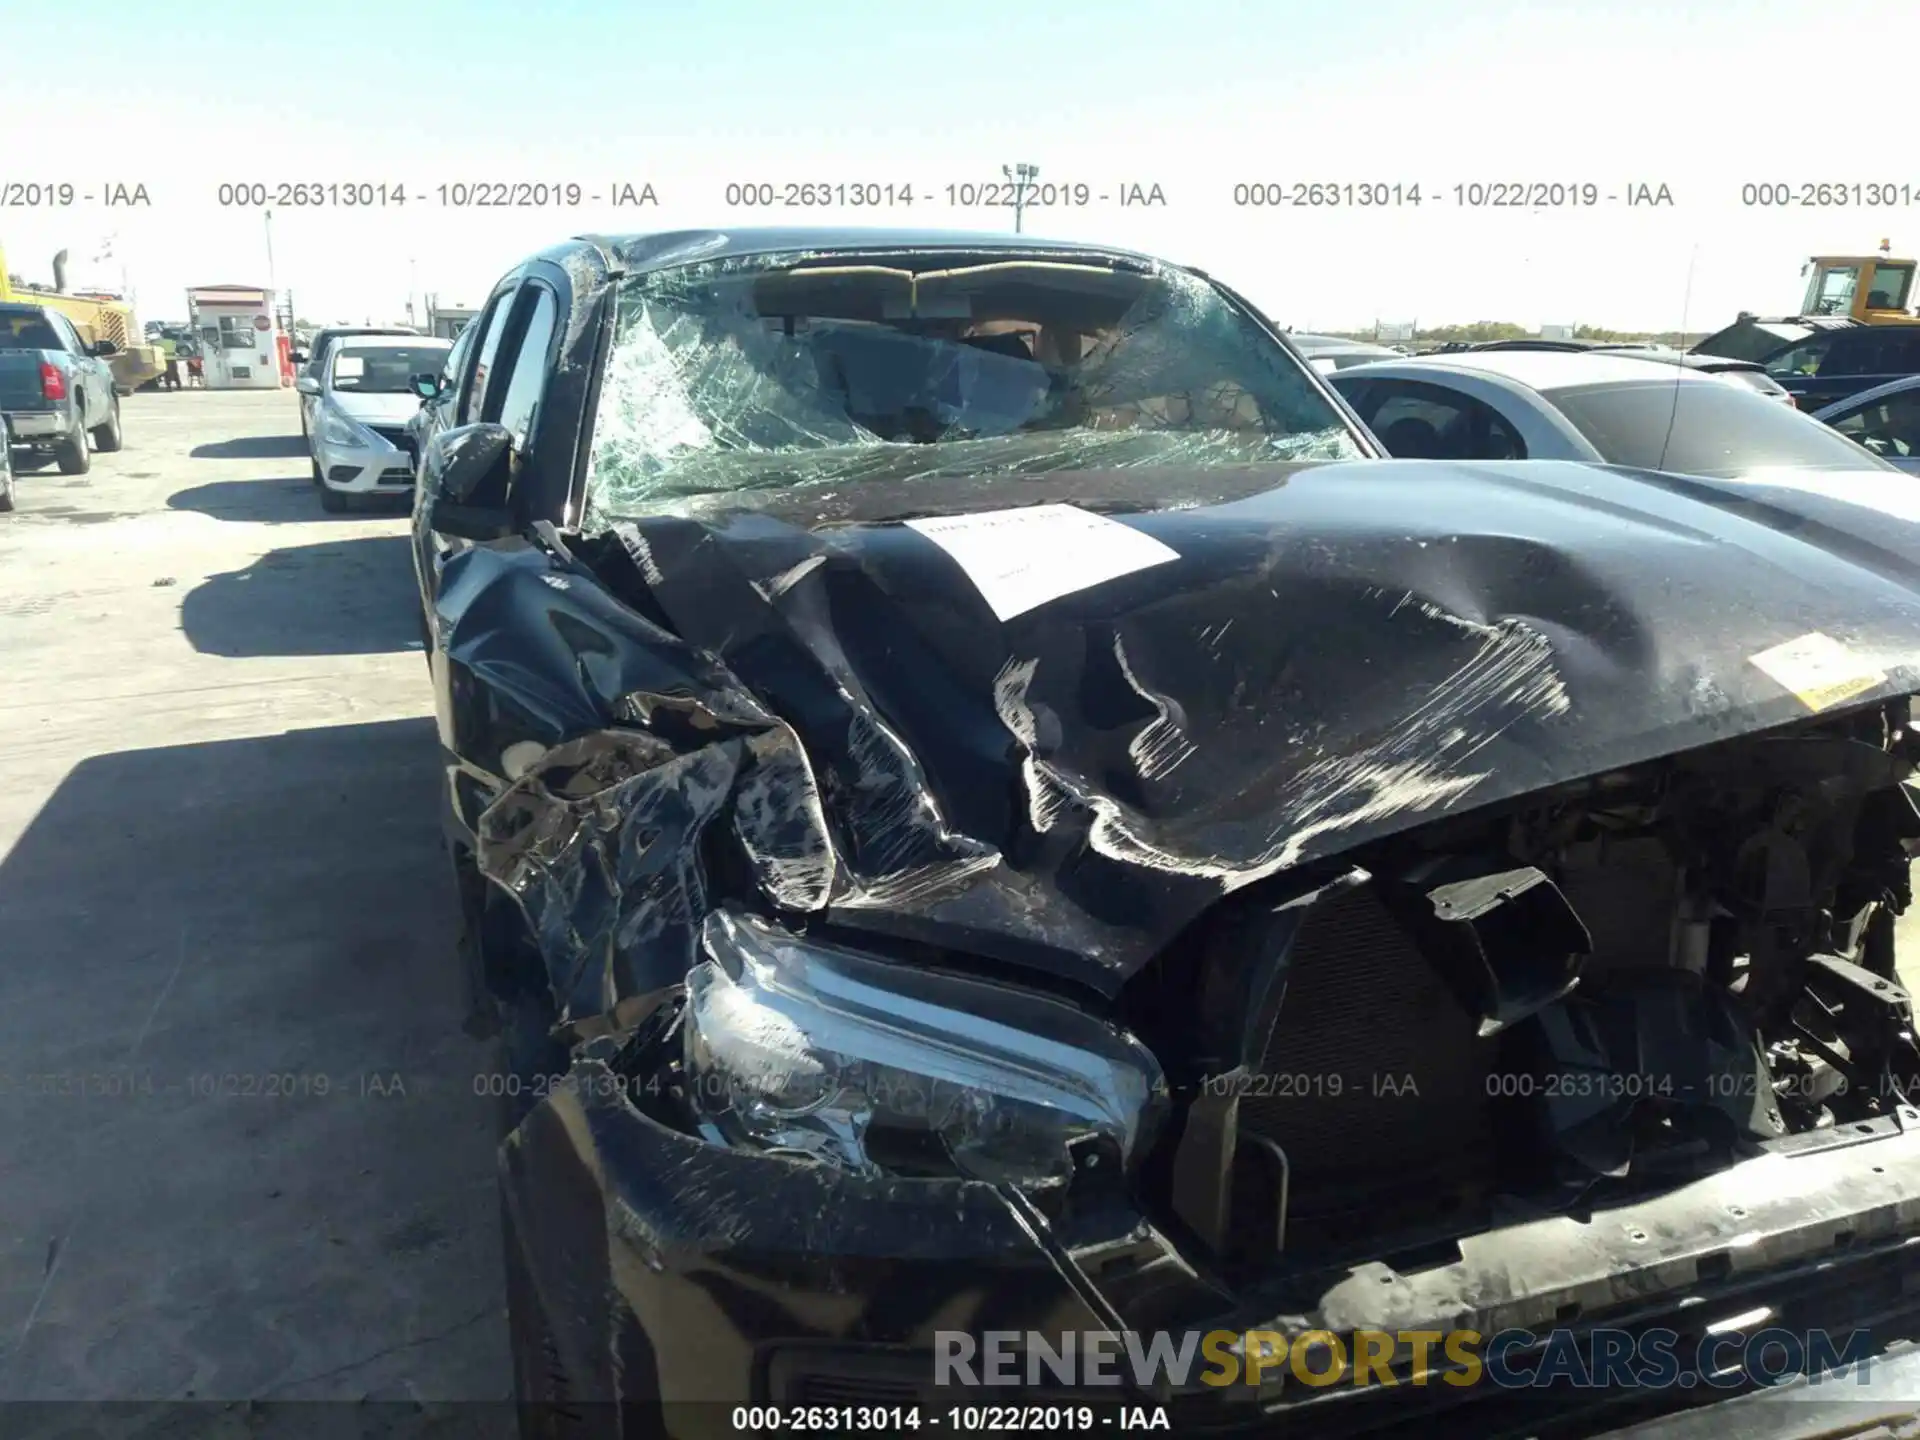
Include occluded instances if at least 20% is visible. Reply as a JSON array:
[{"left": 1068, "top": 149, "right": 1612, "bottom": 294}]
[
  {"left": 1002, "top": 162, "right": 1039, "bottom": 234},
  {"left": 264, "top": 209, "right": 278, "bottom": 299}
]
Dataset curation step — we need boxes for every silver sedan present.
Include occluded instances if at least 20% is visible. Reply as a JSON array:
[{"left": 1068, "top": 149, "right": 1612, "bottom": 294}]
[{"left": 1326, "top": 349, "right": 1896, "bottom": 478}]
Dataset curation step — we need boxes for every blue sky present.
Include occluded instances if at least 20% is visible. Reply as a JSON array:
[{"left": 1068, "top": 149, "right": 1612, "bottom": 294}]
[{"left": 3, "top": 0, "right": 1912, "bottom": 330}]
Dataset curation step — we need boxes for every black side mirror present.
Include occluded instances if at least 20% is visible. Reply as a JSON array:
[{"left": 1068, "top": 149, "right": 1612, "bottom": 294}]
[
  {"left": 89, "top": 339, "right": 120, "bottom": 357},
  {"left": 421, "top": 422, "right": 515, "bottom": 540},
  {"left": 291, "top": 350, "right": 308, "bottom": 365},
  {"left": 410, "top": 373, "right": 439, "bottom": 400}
]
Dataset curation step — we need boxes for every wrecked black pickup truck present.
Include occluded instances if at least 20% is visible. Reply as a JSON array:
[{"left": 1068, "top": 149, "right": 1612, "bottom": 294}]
[{"left": 411, "top": 228, "right": 1920, "bottom": 1438}]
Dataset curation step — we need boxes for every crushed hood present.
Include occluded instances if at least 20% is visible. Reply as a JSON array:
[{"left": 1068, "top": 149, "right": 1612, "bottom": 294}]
[{"left": 446, "top": 457, "right": 1920, "bottom": 1022}]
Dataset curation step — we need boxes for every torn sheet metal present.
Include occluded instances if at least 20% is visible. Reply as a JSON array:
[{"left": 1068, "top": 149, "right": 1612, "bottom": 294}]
[{"left": 442, "top": 449, "right": 1920, "bottom": 1026}]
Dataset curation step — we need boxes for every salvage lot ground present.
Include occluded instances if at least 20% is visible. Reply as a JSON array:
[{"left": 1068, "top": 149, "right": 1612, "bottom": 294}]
[
  {"left": 0, "top": 390, "right": 511, "bottom": 1432},
  {"left": 5, "top": 389, "right": 1920, "bottom": 1429}
]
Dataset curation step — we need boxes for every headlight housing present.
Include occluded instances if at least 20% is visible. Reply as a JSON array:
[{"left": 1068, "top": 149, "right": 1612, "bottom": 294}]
[
  {"left": 683, "top": 909, "right": 1168, "bottom": 1184},
  {"left": 317, "top": 404, "right": 377, "bottom": 449}
]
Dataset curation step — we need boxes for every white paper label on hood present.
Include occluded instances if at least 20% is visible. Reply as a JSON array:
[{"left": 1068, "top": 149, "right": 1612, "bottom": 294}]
[
  {"left": 1748, "top": 631, "right": 1888, "bottom": 713},
  {"left": 904, "top": 504, "right": 1180, "bottom": 621}
]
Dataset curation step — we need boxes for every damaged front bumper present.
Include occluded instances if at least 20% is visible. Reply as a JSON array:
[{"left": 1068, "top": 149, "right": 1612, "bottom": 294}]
[
  {"left": 498, "top": 1052, "right": 1109, "bottom": 1418},
  {"left": 504, "top": 1031, "right": 1920, "bottom": 1437}
]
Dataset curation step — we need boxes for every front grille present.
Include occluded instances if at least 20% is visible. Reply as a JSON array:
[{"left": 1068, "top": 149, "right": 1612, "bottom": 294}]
[
  {"left": 1240, "top": 883, "right": 1497, "bottom": 1232},
  {"left": 368, "top": 425, "right": 415, "bottom": 458}
]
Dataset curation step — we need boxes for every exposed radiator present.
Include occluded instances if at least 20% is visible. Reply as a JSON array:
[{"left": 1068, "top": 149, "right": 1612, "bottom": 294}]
[{"left": 1239, "top": 882, "right": 1499, "bottom": 1235}]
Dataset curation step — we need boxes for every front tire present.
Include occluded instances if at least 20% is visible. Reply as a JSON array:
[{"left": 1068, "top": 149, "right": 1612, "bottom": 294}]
[
  {"left": 319, "top": 483, "right": 349, "bottom": 513},
  {"left": 91, "top": 398, "right": 123, "bottom": 453},
  {"left": 54, "top": 424, "right": 90, "bottom": 476}
]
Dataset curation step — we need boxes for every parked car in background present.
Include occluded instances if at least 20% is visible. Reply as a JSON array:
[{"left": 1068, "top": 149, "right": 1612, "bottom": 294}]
[
  {"left": 297, "top": 334, "right": 450, "bottom": 512},
  {"left": 1327, "top": 349, "right": 1896, "bottom": 476},
  {"left": 0, "top": 300, "right": 123, "bottom": 475},
  {"left": 1462, "top": 339, "right": 1798, "bottom": 405},
  {"left": 1814, "top": 373, "right": 1920, "bottom": 473},
  {"left": 1285, "top": 331, "right": 1405, "bottom": 373},
  {"left": 294, "top": 326, "right": 419, "bottom": 437},
  {"left": 407, "top": 226, "right": 1920, "bottom": 1434},
  {"left": 1645, "top": 351, "right": 1797, "bottom": 404},
  {"left": 1752, "top": 322, "right": 1920, "bottom": 410}
]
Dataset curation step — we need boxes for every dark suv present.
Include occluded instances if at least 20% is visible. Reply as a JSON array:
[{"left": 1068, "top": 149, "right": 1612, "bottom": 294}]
[{"left": 1756, "top": 323, "right": 1920, "bottom": 409}]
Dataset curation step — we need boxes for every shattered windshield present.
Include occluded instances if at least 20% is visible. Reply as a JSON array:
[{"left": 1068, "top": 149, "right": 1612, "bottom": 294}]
[{"left": 584, "top": 251, "right": 1364, "bottom": 521}]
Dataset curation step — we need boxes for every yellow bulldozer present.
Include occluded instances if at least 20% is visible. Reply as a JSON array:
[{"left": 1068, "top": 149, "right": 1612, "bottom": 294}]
[
  {"left": 0, "top": 241, "right": 163, "bottom": 393},
  {"left": 1797, "top": 243, "right": 1916, "bottom": 323},
  {"left": 1693, "top": 242, "right": 1920, "bottom": 361}
]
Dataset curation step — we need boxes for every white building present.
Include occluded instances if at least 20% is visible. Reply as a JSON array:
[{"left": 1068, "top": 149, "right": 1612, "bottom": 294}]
[{"left": 186, "top": 285, "right": 286, "bottom": 389}]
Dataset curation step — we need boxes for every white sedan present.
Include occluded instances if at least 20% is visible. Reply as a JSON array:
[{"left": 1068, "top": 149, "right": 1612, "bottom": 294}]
[
  {"left": 1813, "top": 374, "right": 1920, "bottom": 474},
  {"left": 1326, "top": 349, "right": 1892, "bottom": 478},
  {"left": 297, "top": 334, "right": 452, "bottom": 512}
]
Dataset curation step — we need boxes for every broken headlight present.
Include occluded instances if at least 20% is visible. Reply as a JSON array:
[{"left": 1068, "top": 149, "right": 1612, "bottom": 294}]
[{"left": 683, "top": 909, "right": 1167, "bottom": 1184}]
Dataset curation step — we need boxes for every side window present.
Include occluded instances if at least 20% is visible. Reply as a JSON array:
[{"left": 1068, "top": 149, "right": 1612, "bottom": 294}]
[
  {"left": 437, "top": 324, "right": 473, "bottom": 392},
  {"left": 1830, "top": 390, "right": 1920, "bottom": 459},
  {"left": 1814, "top": 268, "right": 1859, "bottom": 315},
  {"left": 1359, "top": 380, "right": 1527, "bottom": 460},
  {"left": 489, "top": 288, "right": 560, "bottom": 449},
  {"left": 54, "top": 314, "right": 88, "bottom": 354},
  {"left": 1766, "top": 336, "right": 1833, "bottom": 377},
  {"left": 1331, "top": 378, "right": 1373, "bottom": 410},
  {"left": 1881, "top": 331, "right": 1920, "bottom": 372},
  {"left": 460, "top": 287, "right": 520, "bottom": 425},
  {"left": 1824, "top": 336, "right": 1881, "bottom": 377}
]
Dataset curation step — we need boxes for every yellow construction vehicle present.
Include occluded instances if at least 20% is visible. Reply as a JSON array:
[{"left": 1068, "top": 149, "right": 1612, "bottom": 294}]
[
  {"left": 0, "top": 241, "right": 164, "bottom": 393},
  {"left": 1693, "top": 242, "right": 1920, "bottom": 361},
  {"left": 1798, "top": 242, "right": 1918, "bottom": 323}
]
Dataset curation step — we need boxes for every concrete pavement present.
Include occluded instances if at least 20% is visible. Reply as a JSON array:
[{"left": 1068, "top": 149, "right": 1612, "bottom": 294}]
[{"left": 0, "top": 389, "right": 510, "bottom": 1431}]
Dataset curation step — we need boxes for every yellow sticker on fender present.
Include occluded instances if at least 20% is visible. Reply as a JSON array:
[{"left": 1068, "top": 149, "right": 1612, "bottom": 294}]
[{"left": 1748, "top": 631, "right": 1888, "bottom": 713}]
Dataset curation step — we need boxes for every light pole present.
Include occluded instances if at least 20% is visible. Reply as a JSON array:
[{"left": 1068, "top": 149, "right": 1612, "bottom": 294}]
[
  {"left": 1002, "top": 162, "right": 1038, "bottom": 233},
  {"left": 264, "top": 209, "right": 278, "bottom": 298}
]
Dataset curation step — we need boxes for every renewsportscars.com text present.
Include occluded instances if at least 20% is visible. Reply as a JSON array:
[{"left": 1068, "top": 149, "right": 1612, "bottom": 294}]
[{"left": 935, "top": 1325, "right": 1878, "bottom": 1390}]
